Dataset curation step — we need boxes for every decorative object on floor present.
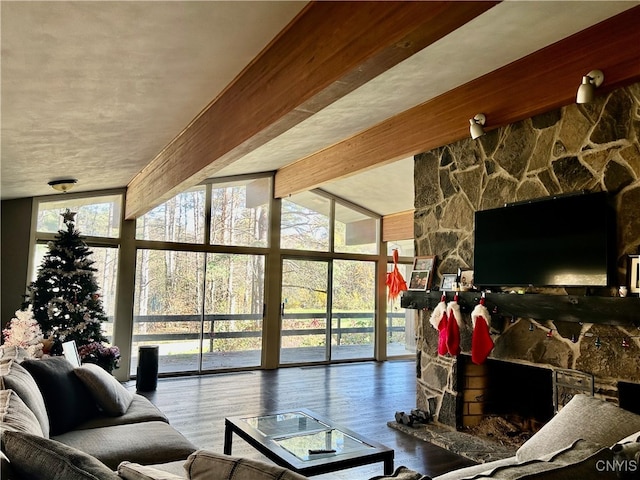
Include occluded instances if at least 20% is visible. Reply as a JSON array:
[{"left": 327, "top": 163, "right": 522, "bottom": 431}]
[
  {"left": 19, "top": 209, "right": 119, "bottom": 372},
  {"left": 429, "top": 294, "right": 448, "bottom": 356},
  {"left": 446, "top": 293, "right": 462, "bottom": 355},
  {"left": 576, "top": 69, "right": 604, "bottom": 103},
  {"left": 2, "top": 305, "right": 44, "bottom": 358},
  {"left": 367, "top": 465, "right": 423, "bottom": 480},
  {"left": 470, "top": 293, "right": 493, "bottom": 365},
  {"left": 136, "top": 345, "right": 159, "bottom": 392},
  {"left": 395, "top": 411, "right": 415, "bottom": 427},
  {"left": 395, "top": 408, "right": 432, "bottom": 429},
  {"left": 386, "top": 249, "right": 408, "bottom": 300}
]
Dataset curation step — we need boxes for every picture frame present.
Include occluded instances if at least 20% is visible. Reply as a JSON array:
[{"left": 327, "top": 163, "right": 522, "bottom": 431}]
[
  {"left": 459, "top": 269, "right": 474, "bottom": 290},
  {"left": 629, "top": 255, "right": 640, "bottom": 295},
  {"left": 408, "top": 270, "right": 431, "bottom": 291},
  {"left": 62, "top": 340, "right": 82, "bottom": 368},
  {"left": 410, "top": 256, "right": 435, "bottom": 290},
  {"left": 440, "top": 273, "right": 458, "bottom": 291},
  {"left": 413, "top": 255, "right": 435, "bottom": 272}
]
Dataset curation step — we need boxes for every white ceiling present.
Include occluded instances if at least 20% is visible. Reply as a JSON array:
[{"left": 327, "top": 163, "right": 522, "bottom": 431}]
[{"left": 2, "top": 1, "right": 638, "bottom": 217}]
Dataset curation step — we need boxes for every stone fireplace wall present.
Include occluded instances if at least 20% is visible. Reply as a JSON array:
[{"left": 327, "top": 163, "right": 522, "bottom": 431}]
[{"left": 414, "top": 82, "right": 640, "bottom": 428}]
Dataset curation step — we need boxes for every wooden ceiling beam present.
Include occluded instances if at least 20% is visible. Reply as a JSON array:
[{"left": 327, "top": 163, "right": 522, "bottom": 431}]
[
  {"left": 274, "top": 6, "right": 640, "bottom": 199},
  {"left": 382, "top": 210, "right": 414, "bottom": 243},
  {"left": 124, "top": 1, "right": 498, "bottom": 219}
]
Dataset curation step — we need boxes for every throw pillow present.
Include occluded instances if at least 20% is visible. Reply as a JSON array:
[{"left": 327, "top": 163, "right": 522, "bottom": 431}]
[
  {"left": 184, "top": 450, "right": 309, "bottom": 480},
  {"left": 0, "top": 358, "right": 49, "bottom": 437},
  {"left": 0, "top": 389, "right": 44, "bottom": 437},
  {"left": 118, "top": 462, "right": 185, "bottom": 480},
  {"left": 21, "top": 356, "right": 99, "bottom": 435},
  {"left": 516, "top": 394, "right": 640, "bottom": 462},
  {"left": 74, "top": 363, "right": 134, "bottom": 416},
  {"left": 2, "top": 430, "right": 119, "bottom": 480}
]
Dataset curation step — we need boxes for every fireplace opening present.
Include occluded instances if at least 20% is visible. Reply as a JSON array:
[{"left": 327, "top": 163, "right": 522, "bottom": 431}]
[
  {"left": 458, "top": 355, "right": 554, "bottom": 447},
  {"left": 618, "top": 381, "right": 640, "bottom": 415}
]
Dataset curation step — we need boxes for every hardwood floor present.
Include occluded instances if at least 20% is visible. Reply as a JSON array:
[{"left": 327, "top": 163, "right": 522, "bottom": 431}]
[{"left": 127, "top": 360, "right": 476, "bottom": 479}]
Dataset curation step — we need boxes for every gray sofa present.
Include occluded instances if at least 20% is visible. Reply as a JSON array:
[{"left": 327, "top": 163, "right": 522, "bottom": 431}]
[
  {"left": 428, "top": 393, "right": 640, "bottom": 480},
  {"left": 0, "top": 345, "right": 197, "bottom": 479},
  {"left": 3, "top": 343, "right": 640, "bottom": 480}
]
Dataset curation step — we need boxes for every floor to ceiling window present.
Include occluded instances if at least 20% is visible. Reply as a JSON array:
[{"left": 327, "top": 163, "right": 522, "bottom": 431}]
[
  {"left": 31, "top": 193, "right": 122, "bottom": 342},
  {"left": 279, "top": 191, "right": 380, "bottom": 365},
  {"left": 29, "top": 174, "right": 412, "bottom": 377},
  {"left": 131, "top": 178, "right": 270, "bottom": 375},
  {"left": 202, "top": 253, "right": 265, "bottom": 370}
]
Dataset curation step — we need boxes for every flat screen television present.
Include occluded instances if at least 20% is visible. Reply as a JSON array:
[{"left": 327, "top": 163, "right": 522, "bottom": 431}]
[{"left": 473, "top": 191, "right": 616, "bottom": 288}]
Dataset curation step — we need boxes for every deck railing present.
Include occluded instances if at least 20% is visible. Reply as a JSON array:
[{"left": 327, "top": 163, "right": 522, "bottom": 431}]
[{"left": 131, "top": 312, "right": 406, "bottom": 347}]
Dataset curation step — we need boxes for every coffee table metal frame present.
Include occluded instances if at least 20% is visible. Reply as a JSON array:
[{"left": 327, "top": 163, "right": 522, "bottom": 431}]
[{"left": 224, "top": 408, "right": 394, "bottom": 476}]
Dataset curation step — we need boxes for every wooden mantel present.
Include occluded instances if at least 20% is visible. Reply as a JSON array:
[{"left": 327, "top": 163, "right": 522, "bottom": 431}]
[{"left": 401, "top": 290, "right": 640, "bottom": 327}]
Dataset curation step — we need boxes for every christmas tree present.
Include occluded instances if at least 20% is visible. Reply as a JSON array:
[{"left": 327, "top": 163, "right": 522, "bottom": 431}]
[{"left": 23, "top": 209, "right": 117, "bottom": 369}]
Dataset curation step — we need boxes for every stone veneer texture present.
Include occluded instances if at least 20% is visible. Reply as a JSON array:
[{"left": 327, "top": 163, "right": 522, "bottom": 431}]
[{"left": 414, "top": 82, "right": 640, "bottom": 427}]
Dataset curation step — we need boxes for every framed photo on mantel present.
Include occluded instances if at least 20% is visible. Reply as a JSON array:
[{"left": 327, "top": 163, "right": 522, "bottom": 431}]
[
  {"left": 411, "top": 256, "right": 435, "bottom": 290},
  {"left": 440, "top": 273, "right": 458, "bottom": 292},
  {"left": 629, "top": 255, "right": 640, "bottom": 295},
  {"left": 408, "top": 270, "right": 431, "bottom": 291}
]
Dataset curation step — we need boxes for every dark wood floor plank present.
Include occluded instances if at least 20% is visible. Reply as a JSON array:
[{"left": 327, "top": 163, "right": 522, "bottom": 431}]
[{"left": 128, "top": 360, "right": 476, "bottom": 479}]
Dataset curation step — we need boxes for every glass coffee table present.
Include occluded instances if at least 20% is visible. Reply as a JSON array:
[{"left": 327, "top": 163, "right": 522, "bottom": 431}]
[{"left": 224, "top": 408, "right": 394, "bottom": 476}]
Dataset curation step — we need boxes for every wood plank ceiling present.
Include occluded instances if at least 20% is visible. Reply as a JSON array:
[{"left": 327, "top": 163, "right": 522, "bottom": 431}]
[
  {"left": 125, "top": 1, "right": 498, "bottom": 219},
  {"left": 274, "top": 6, "right": 640, "bottom": 199}
]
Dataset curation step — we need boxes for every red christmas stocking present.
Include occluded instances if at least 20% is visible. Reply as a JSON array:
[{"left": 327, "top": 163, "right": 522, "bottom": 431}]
[
  {"left": 446, "top": 298, "right": 461, "bottom": 355},
  {"left": 471, "top": 301, "right": 494, "bottom": 364},
  {"left": 429, "top": 296, "right": 448, "bottom": 355}
]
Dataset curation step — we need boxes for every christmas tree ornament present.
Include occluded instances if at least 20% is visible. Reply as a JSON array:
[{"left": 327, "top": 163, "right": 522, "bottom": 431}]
[
  {"left": 429, "top": 294, "right": 448, "bottom": 355},
  {"left": 446, "top": 293, "right": 462, "bottom": 355},
  {"left": 385, "top": 249, "right": 408, "bottom": 301},
  {"left": 470, "top": 293, "right": 493, "bottom": 364}
]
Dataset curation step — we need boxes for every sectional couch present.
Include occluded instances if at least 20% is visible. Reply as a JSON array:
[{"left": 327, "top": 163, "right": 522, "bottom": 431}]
[{"left": 2, "top": 343, "right": 640, "bottom": 480}]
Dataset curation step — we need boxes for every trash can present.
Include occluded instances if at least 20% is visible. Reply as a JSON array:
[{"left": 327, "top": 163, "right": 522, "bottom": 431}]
[{"left": 136, "top": 345, "right": 159, "bottom": 392}]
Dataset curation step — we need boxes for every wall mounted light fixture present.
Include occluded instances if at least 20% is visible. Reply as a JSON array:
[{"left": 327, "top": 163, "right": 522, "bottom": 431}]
[
  {"left": 48, "top": 179, "right": 77, "bottom": 193},
  {"left": 469, "top": 113, "right": 486, "bottom": 139},
  {"left": 576, "top": 69, "right": 604, "bottom": 104}
]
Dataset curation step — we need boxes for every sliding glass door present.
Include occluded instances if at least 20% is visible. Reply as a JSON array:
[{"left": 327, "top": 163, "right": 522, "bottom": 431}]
[{"left": 280, "top": 259, "right": 329, "bottom": 364}]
